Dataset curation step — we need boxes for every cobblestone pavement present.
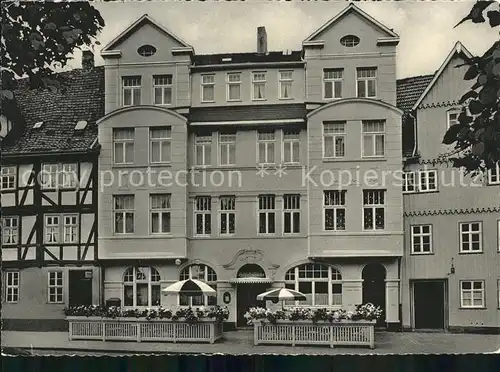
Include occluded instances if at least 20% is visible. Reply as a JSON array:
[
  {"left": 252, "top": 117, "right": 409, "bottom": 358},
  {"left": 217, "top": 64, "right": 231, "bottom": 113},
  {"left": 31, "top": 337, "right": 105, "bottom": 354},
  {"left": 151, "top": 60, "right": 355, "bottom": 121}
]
[{"left": 2, "top": 330, "right": 499, "bottom": 355}]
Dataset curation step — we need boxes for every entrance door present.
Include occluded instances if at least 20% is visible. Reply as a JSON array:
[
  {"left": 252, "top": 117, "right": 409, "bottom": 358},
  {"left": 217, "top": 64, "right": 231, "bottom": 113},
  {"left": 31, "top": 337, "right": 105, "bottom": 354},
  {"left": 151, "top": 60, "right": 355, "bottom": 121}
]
[
  {"left": 413, "top": 281, "right": 445, "bottom": 330},
  {"left": 69, "top": 270, "right": 93, "bottom": 307},
  {"left": 362, "top": 263, "right": 386, "bottom": 327},
  {"left": 236, "top": 283, "right": 267, "bottom": 327}
]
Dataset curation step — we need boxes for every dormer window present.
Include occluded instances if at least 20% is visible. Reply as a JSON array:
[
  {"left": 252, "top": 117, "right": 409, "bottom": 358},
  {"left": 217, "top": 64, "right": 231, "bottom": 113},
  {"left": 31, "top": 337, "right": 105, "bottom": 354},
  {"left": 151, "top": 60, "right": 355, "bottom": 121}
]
[
  {"left": 137, "top": 45, "right": 157, "bottom": 57},
  {"left": 75, "top": 120, "right": 87, "bottom": 131},
  {"left": 340, "top": 35, "right": 360, "bottom": 47},
  {"left": 33, "top": 121, "right": 44, "bottom": 129}
]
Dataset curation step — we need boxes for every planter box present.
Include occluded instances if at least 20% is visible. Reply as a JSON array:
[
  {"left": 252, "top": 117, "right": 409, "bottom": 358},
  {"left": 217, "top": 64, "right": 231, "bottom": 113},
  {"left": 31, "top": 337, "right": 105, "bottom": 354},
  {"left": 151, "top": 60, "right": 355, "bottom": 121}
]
[
  {"left": 252, "top": 319, "right": 376, "bottom": 349},
  {"left": 66, "top": 317, "right": 223, "bottom": 344}
]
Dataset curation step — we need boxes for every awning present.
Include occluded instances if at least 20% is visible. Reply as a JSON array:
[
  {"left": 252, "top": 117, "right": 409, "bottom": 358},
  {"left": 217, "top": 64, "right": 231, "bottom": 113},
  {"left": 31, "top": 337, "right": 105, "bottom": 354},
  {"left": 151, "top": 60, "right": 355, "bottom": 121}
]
[{"left": 229, "top": 277, "right": 274, "bottom": 284}]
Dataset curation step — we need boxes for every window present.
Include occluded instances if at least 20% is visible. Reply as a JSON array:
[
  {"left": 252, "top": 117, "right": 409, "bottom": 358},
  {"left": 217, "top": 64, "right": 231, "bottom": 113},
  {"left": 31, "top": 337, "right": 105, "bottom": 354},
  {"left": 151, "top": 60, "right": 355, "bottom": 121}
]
[
  {"left": 45, "top": 215, "right": 60, "bottom": 243},
  {"left": 283, "top": 194, "right": 300, "bottom": 234},
  {"left": 150, "top": 194, "right": 171, "bottom": 234},
  {"left": 219, "top": 132, "right": 236, "bottom": 166},
  {"left": 411, "top": 225, "right": 433, "bottom": 254},
  {"left": 460, "top": 280, "right": 485, "bottom": 308},
  {"left": 419, "top": 170, "right": 438, "bottom": 192},
  {"left": 257, "top": 130, "right": 275, "bottom": 164},
  {"left": 153, "top": 75, "right": 172, "bottom": 105},
  {"left": 113, "top": 128, "right": 135, "bottom": 164},
  {"left": 195, "top": 134, "right": 212, "bottom": 166},
  {"left": 447, "top": 110, "right": 460, "bottom": 129},
  {"left": 279, "top": 71, "right": 293, "bottom": 99},
  {"left": 48, "top": 271, "right": 63, "bottom": 303},
  {"left": 201, "top": 74, "right": 215, "bottom": 102},
  {"left": 459, "top": 222, "right": 482, "bottom": 253},
  {"left": 41, "top": 163, "right": 76, "bottom": 189},
  {"left": 44, "top": 214, "right": 78, "bottom": 243},
  {"left": 252, "top": 72, "right": 266, "bottom": 100},
  {"left": 323, "top": 122, "right": 345, "bottom": 158},
  {"left": 195, "top": 196, "right": 212, "bottom": 236},
  {"left": 63, "top": 215, "right": 78, "bottom": 243},
  {"left": 5, "top": 271, "right": 20, "bottom": 303},
  {"left": 114, "top": 195, "right": 134, "bottom": 234},
  {"left": 285, "top": 264, "right": 342, "bottom": 307},
  {"left": 362, "top": 120, "right": 385, "bottom": 157},
  {"left": 122, "top": 76, "right": 141, "bottom": 106},
  {"left": 363, "top": 190, "right": 385, "bottom": 230},
  {"left": 2, "top": 217, "right": 18, "bottom": 245},
  {"left": 340, "top": 35, "right": 360, "bottom": 47},
  {"left": 402, "top": 172, "right": 415, "bottom": 193},
  {"left": 219, "top": 196, "right": 235, "bottom": 235},
  {"left": 357, "top": 68, "right": 377, "bottom": 98},
  {"left": 137, "top": 45, "right": 156, "bottom": 57},
  {"left": 1, "top": 166, "right": 16, "bottom": 190},
  {"left": 123, "top": 267, "right": 161, "bottom": 307},
  {"left": 41, "top": 164, "right": 59, "bottom": 189},
  {"left": 324, "top": 190, "right": 346, "bottom": 231},
  {"left": 150, "top": 127, "right": 171, "bottom": 163},
  {"left": 487, "top": 163, "right": 500, "bottom": 185},
  {"left": 179, "top": 265, "right": 217, "bottom": 306},
  {"left": 258, "top": 195, "right": 275, "bottom": 234},
  {"left": 227, "top": 73, "right": 241, "bottom": 101},
  {"left": 323, "top": 69, "right": 343, "bottom": 99},
  {"left": 282, "top": 131, "right": 300, "bottom": 164},
  {"left": 61, "top": 164, "right": 77, "bottom": 188}
]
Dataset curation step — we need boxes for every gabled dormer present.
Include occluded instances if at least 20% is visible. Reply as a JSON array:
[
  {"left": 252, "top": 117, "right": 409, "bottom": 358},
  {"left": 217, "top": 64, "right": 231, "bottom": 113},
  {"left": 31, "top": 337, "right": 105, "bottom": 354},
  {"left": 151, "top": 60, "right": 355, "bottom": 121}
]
[
  {"left": 100, "top": 14, "right": 194, "bottom": 113},
  {"left": 302, "top": 3, "right": 399, "bottom": 106}
]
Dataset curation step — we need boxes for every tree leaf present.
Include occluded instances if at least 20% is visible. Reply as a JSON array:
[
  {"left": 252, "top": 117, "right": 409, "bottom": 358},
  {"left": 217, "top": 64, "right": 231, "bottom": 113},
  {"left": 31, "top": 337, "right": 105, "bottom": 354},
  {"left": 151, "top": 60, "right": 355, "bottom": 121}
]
[
  {"left": 469, "top": 99, "right": 484, "bottom": 115},
  {"left": 458, "top": 111, "right": 473, "bottom": 125},
  {"left": 471, "top": 142, "right": 485, "bottom": 155},
  {"left": 454, "top": 1, "right": 495, "bottom": 28},
  {"left": 1, "top": 90, "right": 14, "bottom": 100},
  {"left": 487, "top": 10, "right": 500, "bottom": 27},
  {"left": 478, "top": 74, "right": 488, "bottom": 85},
  {"left": 459, "top": 90, "right": 478, "bottom": 103},
  {"left": 478, "top": 86, "right": 498, "bottom": 105},
  {"left": 443, "top": 124, "right": 464, "bottom": 144},
  {"left": 464, "top": 64, "right": 479, "bottom": 80}
]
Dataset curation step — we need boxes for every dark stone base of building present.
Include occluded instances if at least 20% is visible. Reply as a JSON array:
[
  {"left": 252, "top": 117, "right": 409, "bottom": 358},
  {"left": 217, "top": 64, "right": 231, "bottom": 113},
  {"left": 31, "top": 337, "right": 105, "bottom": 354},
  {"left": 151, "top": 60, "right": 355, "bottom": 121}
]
[{"left": 2, "top": 319, "right": 68, "bottom": 332}]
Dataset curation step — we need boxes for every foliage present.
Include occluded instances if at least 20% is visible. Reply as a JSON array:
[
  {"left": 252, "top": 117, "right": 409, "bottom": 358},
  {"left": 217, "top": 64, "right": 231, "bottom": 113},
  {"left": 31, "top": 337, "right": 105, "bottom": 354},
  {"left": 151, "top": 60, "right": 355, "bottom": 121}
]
[
  {"left": 1, "top": 1, "right": 104, "bottom": 97},
  {"left": 243, "top": 303, "right": 383, "bottom": 325},
  {"left": 63, "top": 305, "right": 230, "bottom": 324},
  {"left": 442, "top": 1, "right": 500, "bottom": 173}
]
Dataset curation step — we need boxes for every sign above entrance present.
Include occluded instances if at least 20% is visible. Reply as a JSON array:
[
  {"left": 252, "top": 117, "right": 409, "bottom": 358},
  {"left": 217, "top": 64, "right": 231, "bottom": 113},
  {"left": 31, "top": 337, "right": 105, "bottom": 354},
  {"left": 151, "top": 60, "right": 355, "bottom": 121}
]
[
  {"left": 238, "top": 271, "right": 265, "bottom": 278},
  {"left": 237, "top": 264, "right": 265, "bottom": 278}
]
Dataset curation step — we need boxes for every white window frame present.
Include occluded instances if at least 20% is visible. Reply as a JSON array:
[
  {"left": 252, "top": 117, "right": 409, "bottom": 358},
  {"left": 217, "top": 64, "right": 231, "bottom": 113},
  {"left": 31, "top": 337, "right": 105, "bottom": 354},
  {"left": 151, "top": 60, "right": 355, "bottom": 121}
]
[
  {"left": 362, "top": 120, "right": 385, "bottom": 158},
  {"left": 44, "top": 215, "right": 60, "bottom": 243},
  {"left": 279, "top": 70, "right": 293, "bottom": 100},
  {"left": 459, "top": 222, "right": 482, "bottom": 253},
  {"left": 61, "top": 163, "right": 77, "bottom": 189},
  {"left": 48, "top": 271, "right": 64, "bottom": 304},
  {"left": 447, "top": 109, "right": 461, "bottom": 130},
  {"left": 150, "top": 194, "right": 171, "bottom": 234},
  {"left": 410, "top": 224, "right": 433, "bottom": 254},
  {"left": 402, "top": 171, "right": 416, "bottom": 193},
  {"left": 149, "top": 127, "right": 171, "bottom": 164},
  {"left": 122, "top": 76, "right": 141, "bottom": 106},
  {"left": 44, "top": 214, "right": 78, "bottom": 243},
  {"left": 195, "top": 134, "right": 212, "bottom": 166},
  {"left": 219, "top": 196, "right": 236, "bottom": 236},
  {"left": 5, "top": 271, "right": 20, "bottom": 303},
  {"left": 252, "top": 71, "right": 267, "bottom": 101},
  {"left": 194, "top": 196, "right": 212, "bottom": 236},
  {"left": 460, "top": 280, "right": 485, "bottom": 308},
  {"left": 323, "top": 69, "right": 343, "bottom": 99},
  {"left": 257, "top": 130, "right": 276, "bottom": 165},
  {"left": 363, "top": 190, "right": 385, "bottom": 231},
  {"left": 153, "top": 75, "right": 173, "bottom": 105},
  {"left": 123, "top": 267, "right": 161, "bottom": 308},
  {"left": 283, "top": 194, "right": 300, "bottom": 234},
  {"left": 258, "top": 194, "right": 276, "bottom": 235},
  {"left": 201, "top": 74, "right": 215, "bottom": 103},
  {"left": 487, "top": 163, "right": 500, "bottom": 185},
  {"left": 323, "top": 122, "right": 346, "bottom": 159},
  {"left": 1, "top": 166, "right": 16, "bottom": 190},
  {"left": 179, "top": 265, "right": 217, "bottom": 307},
  {"left": 113, "top": 128, "right": 135, "bottom": 165},
  {"left": 113, "top": 195, "right": 135, "bottom": 234},
  {"left": 418, "top": 169, "right": 438, "bottom": 192},
  {"left": 2, "top": 216, "right": 19, "bottom": 245},
  {"left": 282, "top": 130, "right": 300, "bottom": 164},
  {"left": 63, "top": 215, "right": 78, "bottom": 243},
  {"left": 284, "top": 264, "right": 343, "bottom": 307},
  {"left": 41, "top": 163, "right": 59, "bottom": 189},
  {"left": 323, "top": 190, "right": 346, "bottom": 231},
  {"left": 226, "top": 72, "right": 241, "bottom": 101},
  {"left": 356, "top": 67, "right": 377, "bottom": 98},
  {"left": 218, "top": 132, "right": 236, "bottom": 166}
]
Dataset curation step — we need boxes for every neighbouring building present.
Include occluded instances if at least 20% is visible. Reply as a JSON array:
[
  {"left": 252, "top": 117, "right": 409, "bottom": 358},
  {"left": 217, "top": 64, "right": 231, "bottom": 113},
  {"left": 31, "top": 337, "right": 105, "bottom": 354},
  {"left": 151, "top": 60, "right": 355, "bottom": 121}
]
[
  {"left": 1, "top": 56, "right": 103, "bottom": 331},
  {"left": 398, "top": 42, "right": 500, "bottom": 333}
]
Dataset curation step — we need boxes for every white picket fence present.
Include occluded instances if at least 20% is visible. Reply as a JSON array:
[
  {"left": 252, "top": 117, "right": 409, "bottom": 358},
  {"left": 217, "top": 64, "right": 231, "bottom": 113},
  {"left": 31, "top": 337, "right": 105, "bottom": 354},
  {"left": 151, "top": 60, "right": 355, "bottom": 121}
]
[
  {"left": 253, "top": 320, "right": 375, "bottom": 348},
  {"left": 67, "top": 317, "right": 223, "bottom": 344}
]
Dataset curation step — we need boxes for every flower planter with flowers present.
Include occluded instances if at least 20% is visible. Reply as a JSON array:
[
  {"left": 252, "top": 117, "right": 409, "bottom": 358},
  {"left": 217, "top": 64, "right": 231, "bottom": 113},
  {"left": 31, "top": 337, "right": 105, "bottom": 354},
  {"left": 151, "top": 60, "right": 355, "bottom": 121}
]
[
  {"left": 64, "top": 305, "right": 229, "bottom": 344},
  {"left": 244, "top": 303, "right": 382, "bottom": 349}
]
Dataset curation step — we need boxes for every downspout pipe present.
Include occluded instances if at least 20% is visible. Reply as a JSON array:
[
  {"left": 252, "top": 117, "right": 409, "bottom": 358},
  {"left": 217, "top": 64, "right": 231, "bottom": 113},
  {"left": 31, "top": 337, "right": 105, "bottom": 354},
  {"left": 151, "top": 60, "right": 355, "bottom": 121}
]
[{"left": 409, "top": 111, "right": 418, "bottom": 158}]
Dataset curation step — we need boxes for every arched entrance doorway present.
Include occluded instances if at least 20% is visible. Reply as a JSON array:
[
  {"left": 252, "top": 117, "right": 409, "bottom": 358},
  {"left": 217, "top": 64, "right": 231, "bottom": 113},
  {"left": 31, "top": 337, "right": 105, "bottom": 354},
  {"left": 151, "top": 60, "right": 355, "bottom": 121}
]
[
  {"left": 362, "top": 263, "right": 386, "bottom": 327},
  {"left": 235, "top": 264, "right": 270, "bottom": 327}
]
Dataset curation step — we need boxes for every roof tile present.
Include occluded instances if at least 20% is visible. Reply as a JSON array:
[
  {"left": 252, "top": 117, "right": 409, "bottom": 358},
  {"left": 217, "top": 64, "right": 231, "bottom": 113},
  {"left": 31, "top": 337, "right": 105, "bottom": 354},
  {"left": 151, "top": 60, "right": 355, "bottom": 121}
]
[{"left": 396, "top": 74, "right": 434, "bottom": 114}]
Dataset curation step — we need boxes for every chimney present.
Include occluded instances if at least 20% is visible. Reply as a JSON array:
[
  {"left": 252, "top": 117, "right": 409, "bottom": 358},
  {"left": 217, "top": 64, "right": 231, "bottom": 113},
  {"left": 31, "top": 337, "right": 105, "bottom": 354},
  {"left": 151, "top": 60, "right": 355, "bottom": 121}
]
[
  {"left": 82, "top": 50, "right": 94, "bottom": 70},
  {"left": 257, "top": 26, "right": 267, "bottom": 54}
]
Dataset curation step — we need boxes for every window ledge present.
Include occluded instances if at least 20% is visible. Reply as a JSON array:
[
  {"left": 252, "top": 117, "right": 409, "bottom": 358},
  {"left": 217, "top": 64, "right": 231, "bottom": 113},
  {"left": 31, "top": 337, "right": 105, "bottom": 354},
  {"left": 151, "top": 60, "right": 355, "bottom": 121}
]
[
  {"left": 458, "top": 307, "right": 486, "bottom": 310},
  {"left": 404, "top": 190, "right": 439, "bottom": 195},
  {"left": 323, "top": 158, "right": 385, "bottom": 163},
  {"left": 279, "top": 97, "right": 294, "bottom": 101},
  {"left": 410, "top": 252, "right": 434, "bottom": 256},
  {"left": 458, "top": 251, "right": 484, "bottom": 255},
  {"left": 112, "top": 164, "right": 138, "bottom": 169}
]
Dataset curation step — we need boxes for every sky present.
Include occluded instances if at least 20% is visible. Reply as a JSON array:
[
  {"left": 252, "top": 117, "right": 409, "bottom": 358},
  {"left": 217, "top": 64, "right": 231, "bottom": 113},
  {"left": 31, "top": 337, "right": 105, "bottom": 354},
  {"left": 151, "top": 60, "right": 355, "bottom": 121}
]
[{"left": 71, "top": 0, "right": 500, "bottom": 79}]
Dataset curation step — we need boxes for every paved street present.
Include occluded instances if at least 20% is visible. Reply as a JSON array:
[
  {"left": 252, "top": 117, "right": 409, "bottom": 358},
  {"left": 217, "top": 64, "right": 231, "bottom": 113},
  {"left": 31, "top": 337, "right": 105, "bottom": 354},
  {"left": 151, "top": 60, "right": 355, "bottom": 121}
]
[{"left": 2, "top": 330, "right": 499, "bottom": 355}]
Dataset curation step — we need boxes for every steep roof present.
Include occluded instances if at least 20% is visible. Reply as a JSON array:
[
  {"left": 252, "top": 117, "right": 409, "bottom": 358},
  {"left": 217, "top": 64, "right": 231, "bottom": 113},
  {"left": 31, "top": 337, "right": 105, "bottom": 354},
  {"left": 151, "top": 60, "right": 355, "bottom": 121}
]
[
  {"left": 193, "top": 51, "right": 303, "bottom": 66},
  {"left": 1, "top": 67, "right": 104, "bottom": 156},
  {"left": 396, "top": 74, "right": 434, "bottom": 114}
]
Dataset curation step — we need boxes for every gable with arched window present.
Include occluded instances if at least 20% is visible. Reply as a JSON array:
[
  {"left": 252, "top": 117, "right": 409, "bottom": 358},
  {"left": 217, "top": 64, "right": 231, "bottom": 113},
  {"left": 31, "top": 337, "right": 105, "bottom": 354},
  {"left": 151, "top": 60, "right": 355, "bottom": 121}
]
[
  {"left": 123, "top": 266, "right": 161, "bottom": 307},
  {"left": 284, "top": 263, "right": 342, "bottom": 307},
  {"left": 179, "top": 264, "right": 217, "bottom": 306}
]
